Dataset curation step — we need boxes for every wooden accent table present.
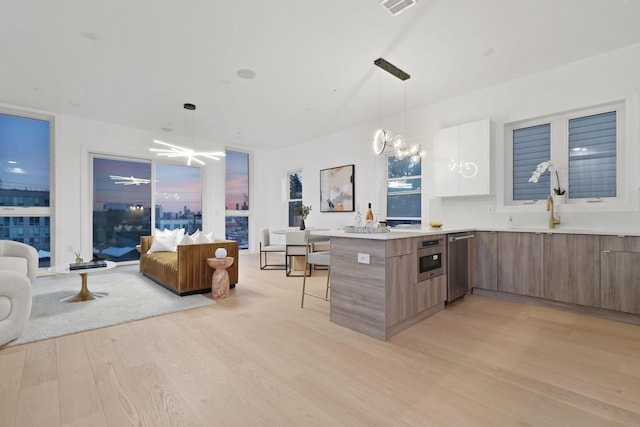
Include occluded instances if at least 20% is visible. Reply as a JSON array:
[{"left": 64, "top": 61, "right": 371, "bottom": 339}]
[{"left": 207, "top": 257, "right": 234, "bottom": 299}]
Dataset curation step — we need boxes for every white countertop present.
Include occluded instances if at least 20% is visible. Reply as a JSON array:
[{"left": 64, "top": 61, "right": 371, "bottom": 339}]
[{"left": 312, "top": 225, "right": 640, "bottom": 239}]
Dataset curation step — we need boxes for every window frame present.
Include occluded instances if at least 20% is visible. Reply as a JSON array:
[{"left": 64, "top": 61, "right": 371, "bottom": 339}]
[
  {"left": 0, "top": 107, "right": 54, "bottom": 268},
  {"left": 287, "top": 169, "right": 303, "bottom": 227},
  {"left": 224, "top": 149, "right": 251, "bottom": 250},
  {"left": 505, "top": 101, "right": 624, "bottom": 208},
  {"left": 385, "top": 154, "right": 422, "bottom": 225}
]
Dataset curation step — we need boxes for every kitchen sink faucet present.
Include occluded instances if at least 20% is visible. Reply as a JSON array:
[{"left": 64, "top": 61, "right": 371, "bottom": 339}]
[{"left": 546, "top": 196, "right": 561, "bottom": 229}]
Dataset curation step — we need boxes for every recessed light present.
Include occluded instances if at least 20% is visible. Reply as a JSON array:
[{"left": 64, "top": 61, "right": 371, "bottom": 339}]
[
  {"left": 236, "top": 69, "right": 256, "bottom": 79},
  {"left": 80, "top": 31, "right": 101, "bottom": 41},
  {"left": 481, "top": 48, "right": 495, "bottom": 57}
]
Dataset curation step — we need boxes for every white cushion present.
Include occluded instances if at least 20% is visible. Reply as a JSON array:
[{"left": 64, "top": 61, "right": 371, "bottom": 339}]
[
  {"left": 205, "top": 231, "right": 215, "bottom": 242},
  {"left": 0, "top": 257, "right": 28, "bottom": 276},
  {"left": 0, "top": 296, "right": 11, "bottom": 321},
  {"left": 192, "top": 231, "right": 210, "bottom": 244},
  {"left": 147, "top": 234, "right": 177, "bottom": 253},
  {"left": 178, "top": 234, "right": 194, "bottom": 245},
  {"left": 150, "top": 228, "right": 186, "bottom": 252}
]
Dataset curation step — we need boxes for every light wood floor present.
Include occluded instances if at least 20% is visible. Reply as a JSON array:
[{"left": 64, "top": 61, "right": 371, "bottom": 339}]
[{"left": 1, "top": 254, "right": 639, "bottom": 426}]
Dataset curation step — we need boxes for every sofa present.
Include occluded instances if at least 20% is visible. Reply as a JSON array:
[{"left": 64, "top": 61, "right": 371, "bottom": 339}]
[
  {"left": 139, "top": 236, "right": 239, "bottom": 296},
  {"left": 0, "top": 240, "right": 38, "bottom": 346}
]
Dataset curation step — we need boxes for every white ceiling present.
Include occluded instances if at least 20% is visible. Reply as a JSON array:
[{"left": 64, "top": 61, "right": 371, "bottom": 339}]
[{"left": 2, "top": 0, "right": 640, "bottom": 151}]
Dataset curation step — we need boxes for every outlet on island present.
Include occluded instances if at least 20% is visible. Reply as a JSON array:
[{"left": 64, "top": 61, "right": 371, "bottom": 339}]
[{"left": 357, "top": 253, "right": 370, "bottom": 264}]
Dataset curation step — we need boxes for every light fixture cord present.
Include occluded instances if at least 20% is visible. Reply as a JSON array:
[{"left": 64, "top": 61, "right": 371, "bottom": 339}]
[{"left": 378, "top": 68, "right": 382, "bottom": 129}]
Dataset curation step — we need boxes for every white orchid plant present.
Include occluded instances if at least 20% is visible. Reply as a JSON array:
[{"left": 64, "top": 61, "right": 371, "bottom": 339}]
[{"left": 528, "top": 160, "right": 565, "bottom": 195}]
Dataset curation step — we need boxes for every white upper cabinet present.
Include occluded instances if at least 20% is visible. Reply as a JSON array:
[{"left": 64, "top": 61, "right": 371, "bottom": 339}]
[{"left": 433, "top": 119, "right": 492, "bottom": 197}]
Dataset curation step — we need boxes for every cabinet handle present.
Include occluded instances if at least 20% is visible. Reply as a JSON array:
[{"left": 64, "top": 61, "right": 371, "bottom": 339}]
[{"left": 602, "top": 250, "right": 611, "bottom": 254}]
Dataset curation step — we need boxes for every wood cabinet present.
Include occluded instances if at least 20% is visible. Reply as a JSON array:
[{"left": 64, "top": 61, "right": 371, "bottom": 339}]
[
  {"left": 543, "top": 234, "right": 600, "bottom": 306},
  {"left": 472, "top": 231, "right": 498, "bottom": 290},
  {"left": 601, "top": 236, "right": 640, "bottom": 314},
  {"left": 386, "top": 253, "right": 415, "bottom": 326},
  {"left": 433, "top": 119, "right": 492, "bottom": 197},
  {"left": 498, "top": 232, "right": 543, "bottom": 297},
  {"left": 329, "top": 234, "right": 447, "bottom": 340}
]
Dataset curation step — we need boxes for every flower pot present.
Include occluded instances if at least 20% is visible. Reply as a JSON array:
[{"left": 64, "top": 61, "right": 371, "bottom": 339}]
[
  {"left": 553, "top": 193, "right": 566, "bottom": 205},
  {"left": 300, "top": 218, "right": 306, "bottom": 230}
]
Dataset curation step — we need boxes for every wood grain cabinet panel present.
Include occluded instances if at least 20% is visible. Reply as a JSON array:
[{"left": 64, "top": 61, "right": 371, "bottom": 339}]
[
  {"left": 472, "top": 231, "right": 498, "bottom": 290},
  {"left": 498, "top": 232, "right": 543, "bottom": 297},
  {"left": 601, "top": 236, "right": 640, "bottom": 314},
  {"left": 543, "top": 234, "right": 600, "bottom": 306},
  {"left": 386, "top": 254, "right": 416, "bottom": 326}
]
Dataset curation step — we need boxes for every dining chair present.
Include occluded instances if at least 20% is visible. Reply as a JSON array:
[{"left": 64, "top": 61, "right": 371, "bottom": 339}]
[
  {"left": 285, "top": 231, "right": 312, "bottom": 277},
  {"left": 259, "top": 229, "right": 286, "bottom": 270},
  {"left": 301, "top": 233, "right": 331, "bottom": 308}
]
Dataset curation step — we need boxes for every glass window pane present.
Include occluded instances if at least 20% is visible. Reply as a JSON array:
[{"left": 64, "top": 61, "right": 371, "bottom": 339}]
[
  {"left": 226, "top": 151, "right": 249, "bottom": 210},
  {"left": 289, "top": 201, "right": 302, "bottom": 227},
  {"left": 387, "top": 178, "right": 421, "bottom": 194},
  {"left": 155, "top": 163, "right": 202, "bottom": 234},
  {"left": 0, "top": 113, "right": 50, "bottom": 207},
  {"left": 289, "top": 172, "right": 302, "bottom": 200},
  {"left": 93, "top": 157, "right": 151, "bottom": 262},
  {"left": 387, "top": 193, "right": 421, "bottom": 218},
  {"left": 513, "top": 124, "right": 551, "bottom": 201},
  {"left": 568, "top": 111, "right": 616, "bottom": 199},
  {"left": 225, "top": 216, "right": 248, "bottom": 250},
  {"left": 0, "top": 216, "right": 51, "bottom": 267},
  {"left": 388, "top": 156, "right": 421, "bottom": 179}
]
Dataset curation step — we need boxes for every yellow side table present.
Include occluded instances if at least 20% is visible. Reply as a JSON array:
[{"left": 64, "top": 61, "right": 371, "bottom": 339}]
[{"left": 207, "top": 257, "right": 234, "bottom": 299}]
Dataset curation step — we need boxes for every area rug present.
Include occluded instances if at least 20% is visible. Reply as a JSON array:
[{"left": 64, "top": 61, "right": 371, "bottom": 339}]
[{"left": 7, "top": 265, "right": 214, "bottom": 346}]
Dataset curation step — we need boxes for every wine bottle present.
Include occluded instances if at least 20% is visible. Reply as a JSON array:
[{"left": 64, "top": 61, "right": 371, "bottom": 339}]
[{"left": 365, "top": 202, "right": 374, "bottom": 224}]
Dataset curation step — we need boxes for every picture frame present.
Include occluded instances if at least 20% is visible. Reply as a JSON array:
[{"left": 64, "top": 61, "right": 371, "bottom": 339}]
[{"left": 319, "top": 164, "right": 355, "bottom": 212}]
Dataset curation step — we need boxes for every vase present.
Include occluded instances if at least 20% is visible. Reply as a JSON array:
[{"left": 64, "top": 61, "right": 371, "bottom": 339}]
[
  {"left": 553, "top": 193, "right": 566, "bottom": 205},
  {"left": 300, "top": 218, "right": 306, "bottom": 230}
]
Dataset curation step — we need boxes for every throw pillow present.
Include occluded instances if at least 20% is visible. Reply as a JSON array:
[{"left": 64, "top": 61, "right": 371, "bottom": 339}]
[
  {"left": 205, "top": 231, "right": 215, "bottom": 242},
  {"left": 147, "top": 233, "right": 177, "bottom": 253},
  {"left": 192, "top": 231, "right": 210, "bottom": 244},
  {"left": 178, "top": 234, "right": 193, "bottom": 245}
]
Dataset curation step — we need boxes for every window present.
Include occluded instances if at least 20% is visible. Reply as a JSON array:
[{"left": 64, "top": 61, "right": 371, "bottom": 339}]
[
  {"left": 92, "top": 157, "right": 202, "bottom": 262},
  {"left": 386, "top": 156, "right": 421, "bottom": 226},
  {"left": 225, "top": 150, "right": 249, "bottom": 249},
  {"left": 512, "top": 124, "right": 551, "bottom": 201},
  {"left": 568, "top": 111, "right": 617, "bottom": 199},
  {"left": 92, "top": 157, "right": 151, "bottom": 262},
  {"left": 288, "top": 170, "right": 303, "bottom": 227},
  {"left": 508, "top": 103, "right": 620, "bottom": 204},
  {"left": 155, "top": 163, "right": 202, "bottom": 233},
  {"left": 0, "top": 110, "right": 52, "bottom": 267}
]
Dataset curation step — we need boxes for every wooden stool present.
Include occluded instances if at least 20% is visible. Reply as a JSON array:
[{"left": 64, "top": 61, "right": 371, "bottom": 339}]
[{"left": 207, "top": 257, "right": 234, "bottom": 299}]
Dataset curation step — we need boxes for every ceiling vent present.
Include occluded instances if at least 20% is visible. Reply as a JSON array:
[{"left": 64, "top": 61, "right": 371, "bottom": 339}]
[{"left": 380, "top": 0, "right": 417, "bottom": 16}]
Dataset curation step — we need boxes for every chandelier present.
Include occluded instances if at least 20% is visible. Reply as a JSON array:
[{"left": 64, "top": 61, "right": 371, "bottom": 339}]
[
  {"left": 150, "top": 103, "right": 225, "bottom": 165},
  {"left": 371, "top": 58, "right": 423, "bottom": 164}
]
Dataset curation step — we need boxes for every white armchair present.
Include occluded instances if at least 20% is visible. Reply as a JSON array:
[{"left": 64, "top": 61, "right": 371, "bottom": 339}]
[{"left": 0, "top": 240, "right": 38, "bottom": 346}]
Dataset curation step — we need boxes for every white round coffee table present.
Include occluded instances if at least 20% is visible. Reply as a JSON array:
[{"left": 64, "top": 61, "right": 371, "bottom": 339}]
[{"left": 48, "top": 261, "right": 117, "bottom": 302}]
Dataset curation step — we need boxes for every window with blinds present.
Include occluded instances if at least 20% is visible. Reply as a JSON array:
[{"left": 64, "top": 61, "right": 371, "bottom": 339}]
[
  {"left": 568, "top": 111, "right": 617, "bottom": 199},
  {"left": 512, "top": 123, "right": 551, "bottom": 201}
]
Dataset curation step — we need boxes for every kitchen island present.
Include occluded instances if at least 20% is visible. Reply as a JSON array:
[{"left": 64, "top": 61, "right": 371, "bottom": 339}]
[{"left": 314, "top": 228, "right": 469, "bottom": 340}]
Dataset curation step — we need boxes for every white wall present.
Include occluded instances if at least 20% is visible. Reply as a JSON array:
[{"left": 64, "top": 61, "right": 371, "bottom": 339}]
[
  {"left": 0, "top": 105, "right": 228, "bottom": 265},
  {"left": 5, "top": 42, "right": 640, "bottom": 262},
  {"left": 255, "top": 42, "right": 640, "bottom": 239}
]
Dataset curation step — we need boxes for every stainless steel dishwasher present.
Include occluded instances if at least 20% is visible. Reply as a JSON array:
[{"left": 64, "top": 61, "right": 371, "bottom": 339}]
[{"left": 446, "top": 232, "right": 475, "bottom": 303}]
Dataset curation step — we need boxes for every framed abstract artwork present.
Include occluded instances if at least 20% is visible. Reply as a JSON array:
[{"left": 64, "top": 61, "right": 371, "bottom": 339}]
[{"left": 319, "top": 164, "right": 355, "bottom": 212}]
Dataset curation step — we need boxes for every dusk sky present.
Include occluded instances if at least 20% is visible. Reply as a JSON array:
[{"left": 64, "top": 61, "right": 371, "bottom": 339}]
[
  {"left": 0, "top": 114, "right": 50, "bottom": 190},
  {"left": 2, "top": 112, "right": 248, "bottom": 214},
  {"left": 225, "top": 151, "right": 249, "bottom": 210}
]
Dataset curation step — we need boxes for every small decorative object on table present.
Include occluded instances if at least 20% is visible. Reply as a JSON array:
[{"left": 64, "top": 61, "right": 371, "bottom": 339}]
[
  {"left": 215, "top": 247, "right": 227, "bottom": 259},
  {"left": 207, "top": 257, "right": 234, "bottom": 299},
  {"left": 294, "top": 204, "right": 312, "bottom": 230},
  {"left": 74, "top": 250, "right": 83, "bottom": 264}
]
